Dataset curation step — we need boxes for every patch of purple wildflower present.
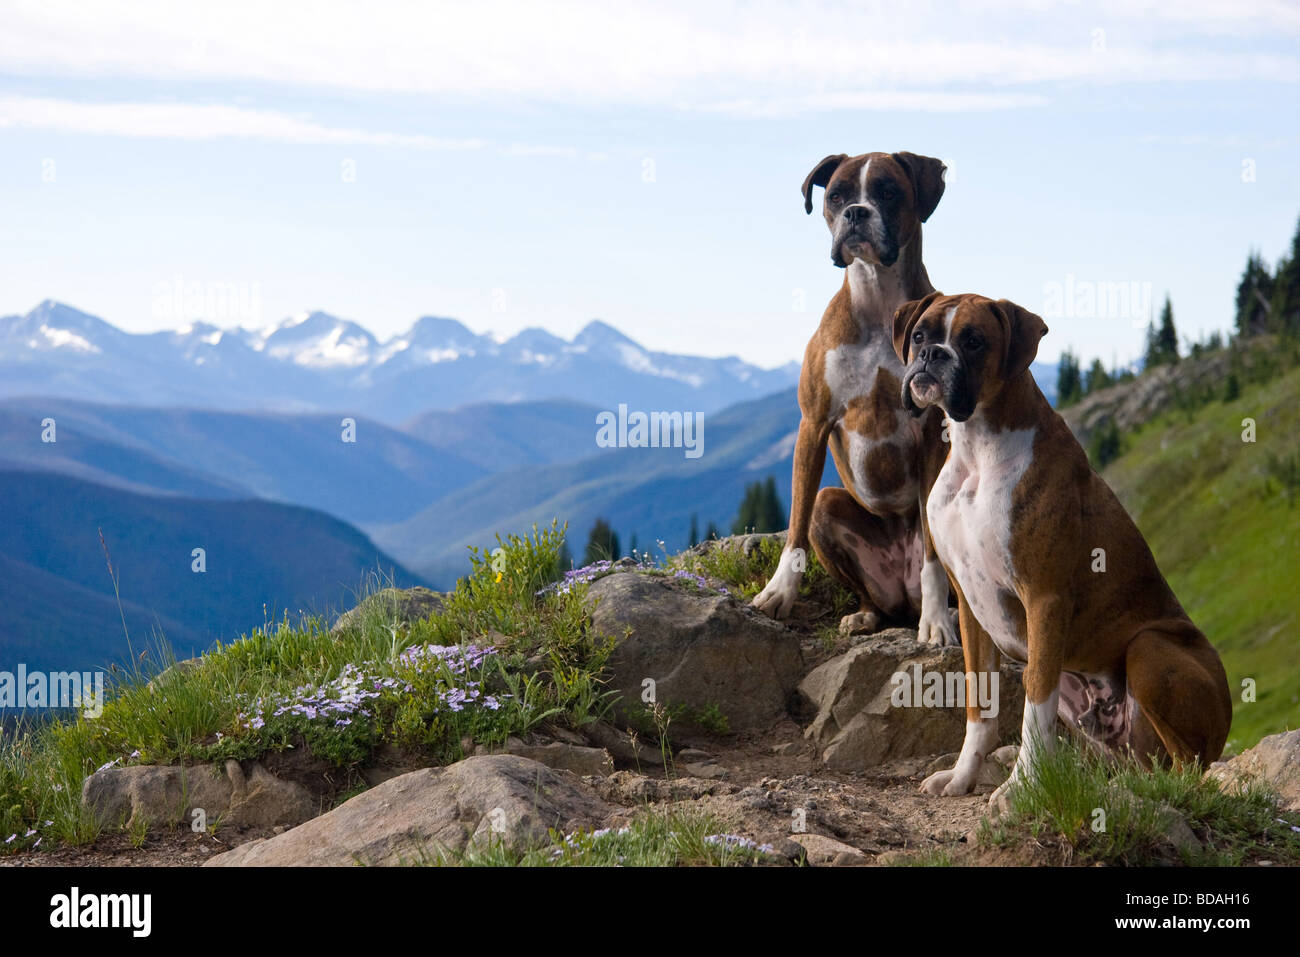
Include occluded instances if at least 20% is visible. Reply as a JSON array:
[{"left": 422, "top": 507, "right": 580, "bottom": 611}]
[
  {"left": 671, "top": 569, "right": 729, "bottom": 594},
  {"left": 239, "top": 643, "right": 508, "bottom": 732},
  {"left": 704, "top": 833, "right": 775, "bottom": 854},
  {"left": 535, "top": 560, "right": 616, "bottom": 596}
]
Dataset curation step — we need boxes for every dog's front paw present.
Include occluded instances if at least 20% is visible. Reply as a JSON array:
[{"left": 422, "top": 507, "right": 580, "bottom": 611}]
[
  {"left": 988, "top": 776, "right": 1020, "bottom": 815},
  {"left": 919, "top": 767, "right": 978, "bottom": 797},
  {"left": 917, "top": 605, "right": 960, "bottom": 647},
  {"left": 752, "top": 550, "right": 804, "bottom": 620},
  {"left": 752, "top": 579, "right": 797, "bottom": 620}
]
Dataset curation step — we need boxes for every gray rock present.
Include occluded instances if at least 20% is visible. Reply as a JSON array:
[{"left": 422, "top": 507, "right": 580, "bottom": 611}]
[
  {"left": 504, "top": 739, "right": 615, "bottom": 777},
  {"left": 676, "top": 748, "right": 714, "bottom": 762},
  {"left": 790, "top": 833, "right": 867, "bottom": 865},
  {"left": 683, "top": 762, "right": 728, "bottom": 780},
  {"left": 1206, "top": 729, "right": 1300, "bottom": 811},
  {"left": 1060, "top": 346, "right": 1240, "bottom": 447},
  {"left": 799, "top": 630, "right": 1024, "bottom": 769},
  {"left": 581, "top": 720, "right": 666, "bottom": 766},
  {"left": 205, "top": 755, "right": 612, "bottom": 866},
  {"left": 82, "top": 760, "right": 316, "bottom": 831},
  {"left": 331, "top": 587, "right": 445, "bottom": 634},
  {"left": 586, "top": 571, "right": 803, "bottom": 733},
  {"left": 146, "top": 658, "right": 201, "bottom": 693}
]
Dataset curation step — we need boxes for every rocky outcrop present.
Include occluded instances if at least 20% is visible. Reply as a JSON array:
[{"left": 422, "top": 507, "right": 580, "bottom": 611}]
[
  {"left": 586, "top": 571, "right": 803, "bottom": 734},
  {"left": 1059, "top": 339, "right": 1273, "bottom": 446},
  {"left": 1206, "top": 729, "right": 1300, "bottom": 811},
  {"left": 82, "top": 760, "right": 317, "bottom": 830},
  {"left": 331, "top": 586, "right": 445, "bottom": 634},
  {"left": 799, "top": 630, "right": 1025, "bottom": 769},
  {"left": 205, "top": 755, "right": 614, "bottom": 866}
]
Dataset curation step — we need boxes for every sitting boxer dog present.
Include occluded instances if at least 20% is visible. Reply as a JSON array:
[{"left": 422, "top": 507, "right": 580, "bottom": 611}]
[
  {"left": 893, "top": 291, "right": 1232, "bottom": 807},
  {"left": 752, "top": 151, "right": 959, "bottom": 646}
]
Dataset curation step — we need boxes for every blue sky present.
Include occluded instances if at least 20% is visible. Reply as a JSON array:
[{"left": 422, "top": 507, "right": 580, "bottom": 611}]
[{"left": 1, "top": 0, "right": 1298, "bottom": 368}]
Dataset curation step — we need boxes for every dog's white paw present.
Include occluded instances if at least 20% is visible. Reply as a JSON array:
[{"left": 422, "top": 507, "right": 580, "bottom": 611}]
[
  {"left": 988, "top": 774, "right": 1021, "bottom": 815},
  {"left": 752, "top": 550, "right": 803, "bottom": 620},
  {"left": 752, "top": 578, "right": 797, "bottom": 620},
  {"left": 917, "top": 605, "right": 960, "bottom": 647},
  {"left": 919, "top": 767, "right": 978, "bottom": 797}
]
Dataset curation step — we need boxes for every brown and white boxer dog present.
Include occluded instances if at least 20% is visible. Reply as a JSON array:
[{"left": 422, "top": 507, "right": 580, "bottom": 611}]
[
  {"left": 752, "top": 151, "right": 958, "bottom": 646},
  {"left": 893, "top": 292, "right": 1232, "bottom": 807}
]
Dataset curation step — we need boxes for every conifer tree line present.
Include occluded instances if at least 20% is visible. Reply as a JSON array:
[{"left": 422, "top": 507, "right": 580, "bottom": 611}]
[
  {"left": 579, "top": 477, "right": 785, "bottom": 563},
  {"left": 1056, "top": 213, "right": 1300, "bottom": 410}
]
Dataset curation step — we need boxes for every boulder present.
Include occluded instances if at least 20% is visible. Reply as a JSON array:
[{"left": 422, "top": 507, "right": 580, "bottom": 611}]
[
  {"left": 82, "top": 760, "right": 316, "bottom": 830},
  {"left": 1206, "top": 729, "right": 1300, "bottom": 811},
  {"left": 799, "top": 630, "right": 1024, "bottom": 769},
  {"left": 503, "top": 738, "right": 614, "bottom": 777},
  {"left": 789, "top": 833, "right": 868, "bottom": 865},
  {"left": 146, "top": 657, "right": 202, "bottom": 693},
  {"left": 205, "top": 755, "right": 613, "bottom": 866},
  {"left": 331, "top": 587, "right": 445, "bottom": 634},
  {"left": 581, "top": 720, "right": 666, "bottom": 766},
  {"left": 586, "top": 571, "right": 803, "bottom": 733}
]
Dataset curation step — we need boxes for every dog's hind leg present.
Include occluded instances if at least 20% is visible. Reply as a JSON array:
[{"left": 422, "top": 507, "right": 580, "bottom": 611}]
[
  {"left": 1122, "top": 622, "right": 1232, "bottom": 768},
  {"left": 809, "top": 486, "right": 915, "bottom": 635}
]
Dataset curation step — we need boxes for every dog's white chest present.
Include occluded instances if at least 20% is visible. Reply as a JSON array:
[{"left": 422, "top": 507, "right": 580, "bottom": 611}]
[
  {"left": 928, "top": 424, "right": 1037, "bottom": 661},
  {"left": 823, "top": 341, "right": 892, "bottom": 416}
]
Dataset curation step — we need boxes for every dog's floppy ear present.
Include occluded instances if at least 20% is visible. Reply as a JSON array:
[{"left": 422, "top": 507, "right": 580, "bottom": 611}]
[
  {"left": 802, "top": 154, "right": 848, "bottom": 214},
  {"left": 891, "top": 152, "right": 947, "bottom": 223},
  {"left": 892, "top": 291, "right": 943, "bottom": 363},
  {"left": 988, "top": 299, "right": 1049, "bottom": 379}
]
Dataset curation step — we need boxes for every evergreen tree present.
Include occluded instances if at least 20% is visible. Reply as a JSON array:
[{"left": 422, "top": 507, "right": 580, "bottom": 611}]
[
  {"left": 732, "top": 478, "right": 785, "bottom": 534},
  {"left": 557, "top": 539, "right": 573, "bottom": 571},
  {"left": 1155, "top": 295, "right": 1179, "bottom": 365},
  {"left": 1234, "top": 250, "right": 1273, "bottom": 338},
  {"left": 1087, "top": 419, "right": 1123, "bottom": 469},
  {"left": 688, "top": 514, "right": 699, "bottom": 548},
  {"left": 1056, "top": 348, "right": 1083, "bottom": 406},
  {"left": 760, "top": 476, "right": 785, "bottom": 532},
  {"left": 1083, "top": 358, "right": 1112, "bottom": 396},
  {"left": 1142, "top": 320, "right": 1160, "bottom": 370},
  {"left": 583, "top": 518, "right": 620, "bottom": 564},
  {"left": 1269, "top": 217, "right": 1300, "bottom": 334},
  {"left": 704, "top": 521, "right": 721, "bottom": 541},
  {"left": 628, "top": 532, "right": 638, "bottom": 558}
]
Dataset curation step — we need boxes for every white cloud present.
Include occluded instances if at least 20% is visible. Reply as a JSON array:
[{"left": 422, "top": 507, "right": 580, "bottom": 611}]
[
  {"left": 0, "top": 0, "right": 1294, "bottom": 117},
  {"left": 0, "top": 94, "right": 485, "bottom": 148}
]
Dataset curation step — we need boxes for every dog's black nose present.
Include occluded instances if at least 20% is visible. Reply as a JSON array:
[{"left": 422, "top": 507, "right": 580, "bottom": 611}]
[
  {"left": 918, "top": 345, "right": 947, "bottom": 364},
  {"left": 843, "top": 204, "right": 872, "bottom": 225}
]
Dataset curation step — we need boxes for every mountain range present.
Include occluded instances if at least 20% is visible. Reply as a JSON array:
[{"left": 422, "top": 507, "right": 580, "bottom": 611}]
[
  {"left": 0, "top": 470, "right": 420, "bottom": 675},
  {"left": 0, "top": 297, "right": 1059, "bottom": 673},
  {"left": 0, "top": 301, "right": 801, "bottom": 422}
]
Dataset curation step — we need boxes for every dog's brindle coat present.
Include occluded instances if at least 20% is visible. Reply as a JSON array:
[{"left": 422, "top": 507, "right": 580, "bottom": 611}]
[
  {"left": 752, "top": 151, "right": 957, "bottom": 645},
  {"left": 894, "top": 292, "right": 1232, "bottom": 806}
]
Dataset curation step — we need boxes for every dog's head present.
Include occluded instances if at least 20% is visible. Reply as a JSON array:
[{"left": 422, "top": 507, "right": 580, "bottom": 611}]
[
  {"left": 892, "top": 293, "right": 1048, "bottom": 422},
  {"left": 801, "top": 151, "right": 946, "bottom": 269}
]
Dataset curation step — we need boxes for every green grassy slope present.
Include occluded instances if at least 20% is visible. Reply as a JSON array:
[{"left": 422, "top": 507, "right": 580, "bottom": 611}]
[{"left": 1100, "top": 365, "right": 1300, "bottom": 752}]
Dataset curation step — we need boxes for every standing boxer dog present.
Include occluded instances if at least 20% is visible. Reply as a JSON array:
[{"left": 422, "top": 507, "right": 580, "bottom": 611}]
[
  {"left": 893, "top": 292, "right": 1232, "bottom": 808},
  {"left": 752, "top": 151, "right": 958, "bottom": 646}
]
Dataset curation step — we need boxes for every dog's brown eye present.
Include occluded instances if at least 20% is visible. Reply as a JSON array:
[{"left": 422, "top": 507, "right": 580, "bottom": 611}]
[
  {"left": 912, "top": 331, "right": 924, "bottom": 344},
  {"left": 829, "top": 193, "right": 843, "bottom": 205}
]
